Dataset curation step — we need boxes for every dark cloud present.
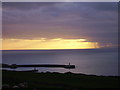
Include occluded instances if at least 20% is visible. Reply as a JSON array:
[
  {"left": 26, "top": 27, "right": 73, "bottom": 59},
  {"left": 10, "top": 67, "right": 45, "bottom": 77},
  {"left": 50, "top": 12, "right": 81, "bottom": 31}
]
[
  {"left": 2, "top": 2, "right": 118, "bottom": 47},
  {"left": 2, "top": 2, "right": 58, "bottom": 10},
  {"left": 84, "top": 2, "right": 118, "bottom": 11}
]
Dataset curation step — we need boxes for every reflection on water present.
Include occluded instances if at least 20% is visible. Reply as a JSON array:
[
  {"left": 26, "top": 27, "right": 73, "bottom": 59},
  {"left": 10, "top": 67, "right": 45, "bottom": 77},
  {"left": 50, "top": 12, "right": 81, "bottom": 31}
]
[{"left": 2, "top": 49, "right": 118, "bottom": 76}]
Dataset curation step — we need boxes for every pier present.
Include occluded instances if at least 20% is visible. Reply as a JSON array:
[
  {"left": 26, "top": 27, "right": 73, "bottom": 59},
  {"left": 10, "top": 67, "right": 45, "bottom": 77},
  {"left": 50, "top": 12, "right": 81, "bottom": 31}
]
[{"left": 2, "top": 63, "right": 75, "bottom": 69}]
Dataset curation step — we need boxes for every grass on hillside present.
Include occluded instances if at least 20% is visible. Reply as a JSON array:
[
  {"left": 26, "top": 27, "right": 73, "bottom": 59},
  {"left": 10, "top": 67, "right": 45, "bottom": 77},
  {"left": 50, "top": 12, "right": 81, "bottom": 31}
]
[{"left": 2, "top": 70, "right": 119, "bottom": 89}]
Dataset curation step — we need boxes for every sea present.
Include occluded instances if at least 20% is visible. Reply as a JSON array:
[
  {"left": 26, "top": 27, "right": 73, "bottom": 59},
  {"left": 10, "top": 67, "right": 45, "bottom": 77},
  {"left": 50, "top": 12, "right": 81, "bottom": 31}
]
[{"left": 2, "top": 48, "right": 118, "bottom": 76}]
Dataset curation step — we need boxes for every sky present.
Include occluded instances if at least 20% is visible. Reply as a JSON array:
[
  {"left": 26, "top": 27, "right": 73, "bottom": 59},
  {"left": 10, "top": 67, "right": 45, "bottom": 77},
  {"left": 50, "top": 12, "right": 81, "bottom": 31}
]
[{"left": 2, "top": 2, "right": 118, "bottom": 50}]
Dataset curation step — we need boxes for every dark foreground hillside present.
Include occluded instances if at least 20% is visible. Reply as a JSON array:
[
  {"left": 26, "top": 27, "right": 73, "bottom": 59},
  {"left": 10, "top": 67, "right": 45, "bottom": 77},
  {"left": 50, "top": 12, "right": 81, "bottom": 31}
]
[{"left": 2, "top": 70, "right": 119, "bottom": 89}]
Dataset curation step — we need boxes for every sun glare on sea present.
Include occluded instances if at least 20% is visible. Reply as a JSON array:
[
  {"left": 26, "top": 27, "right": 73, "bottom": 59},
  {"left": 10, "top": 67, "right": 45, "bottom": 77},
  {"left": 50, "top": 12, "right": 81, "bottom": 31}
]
[{"left": 2, "top": 38, "right": 100, "bottom": 50}]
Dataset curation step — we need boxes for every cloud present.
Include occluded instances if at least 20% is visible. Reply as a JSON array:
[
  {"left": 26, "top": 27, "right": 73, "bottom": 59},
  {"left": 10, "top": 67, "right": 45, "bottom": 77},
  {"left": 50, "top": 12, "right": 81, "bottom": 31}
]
[
  {"left": 84, "top": 2, "right": 118, "bottom": 11},
  {"left": 2, "top": 2, "right": 118, "bottom": 48},
  {"left": 2, "top": 2, "right": 58, "bottom": 10}
]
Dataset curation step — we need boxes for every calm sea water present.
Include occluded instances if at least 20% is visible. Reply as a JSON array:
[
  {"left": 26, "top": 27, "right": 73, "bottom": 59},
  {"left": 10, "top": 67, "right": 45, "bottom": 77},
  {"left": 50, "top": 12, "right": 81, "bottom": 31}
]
[{"left": 2, "top": 48, "right": 118, "bottom": 76}]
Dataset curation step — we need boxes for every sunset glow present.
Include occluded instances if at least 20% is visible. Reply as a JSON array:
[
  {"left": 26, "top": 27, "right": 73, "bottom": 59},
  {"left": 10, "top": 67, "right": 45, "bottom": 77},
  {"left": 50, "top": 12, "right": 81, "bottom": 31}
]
[
  {"left": 2, "top": 38, "right": 100, "bottom": 50},
  {"left": 2, "top": 2, "right": 118, "bottom": 50}
]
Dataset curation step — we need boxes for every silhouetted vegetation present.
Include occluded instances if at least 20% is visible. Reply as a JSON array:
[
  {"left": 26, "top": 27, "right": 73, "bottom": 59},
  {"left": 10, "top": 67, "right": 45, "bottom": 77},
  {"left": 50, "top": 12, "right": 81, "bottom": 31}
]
[{"left": 2, "top": 70, "right": 119, "bottom": 89}]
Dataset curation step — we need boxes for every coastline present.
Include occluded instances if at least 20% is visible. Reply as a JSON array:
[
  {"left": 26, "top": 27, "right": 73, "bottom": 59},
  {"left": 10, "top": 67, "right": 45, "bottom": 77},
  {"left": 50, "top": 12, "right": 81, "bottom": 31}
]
[{"left": 2, "top": 70, "right": 119, "bottom": 89}]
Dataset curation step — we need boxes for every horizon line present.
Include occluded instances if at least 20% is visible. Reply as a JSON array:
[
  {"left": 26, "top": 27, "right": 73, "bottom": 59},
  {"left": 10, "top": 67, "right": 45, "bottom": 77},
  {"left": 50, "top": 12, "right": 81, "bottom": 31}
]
[{"left": 1, "top": 47, "right": 117, "bottom": 51}]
